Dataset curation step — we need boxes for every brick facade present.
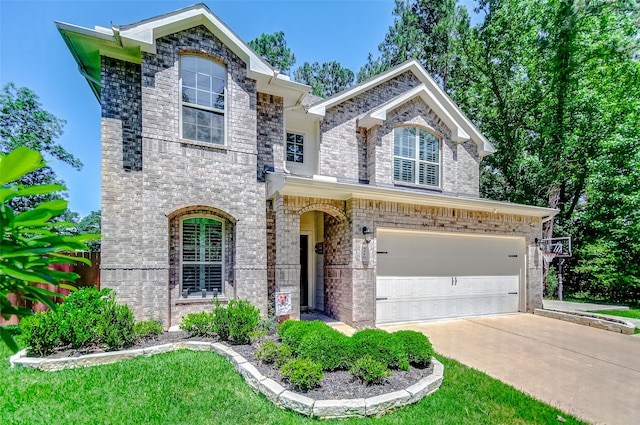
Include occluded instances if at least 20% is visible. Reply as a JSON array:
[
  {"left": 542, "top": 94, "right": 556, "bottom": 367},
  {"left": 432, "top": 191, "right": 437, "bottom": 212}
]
[
  {"left": 101, "top": 26, "right": 270, "bottom": 326},
  {"left": 89, "top": 10, "right": 547, "bottom": 329}
]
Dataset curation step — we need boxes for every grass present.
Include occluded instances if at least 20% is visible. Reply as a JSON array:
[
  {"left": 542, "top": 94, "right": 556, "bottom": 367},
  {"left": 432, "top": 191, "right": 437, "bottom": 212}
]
[
  {"left": 587, "top": 308, "right": 640, "bottom": 320},
  {"left": 0, "top": 340, "right": 587, "bottom": 425}
]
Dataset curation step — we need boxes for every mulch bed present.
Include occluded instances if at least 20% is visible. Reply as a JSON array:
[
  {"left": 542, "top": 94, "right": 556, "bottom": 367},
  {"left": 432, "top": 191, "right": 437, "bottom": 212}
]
[{"left": 38, "top": 331, "right": 434, "bottom": 400}]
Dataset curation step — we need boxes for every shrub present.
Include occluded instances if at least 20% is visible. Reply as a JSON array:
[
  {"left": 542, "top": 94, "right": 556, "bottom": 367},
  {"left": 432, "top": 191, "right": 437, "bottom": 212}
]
[
  {"left": 351, "top": 328, "right": 407, "bottom": 369},
  {"left": 180, "top": 311, "right": 214, "bottom": 337},
  {"left": 19, "top": 287, "right": 137, "bottom": 354},
  {"left": 350, "top": 354, "right": 392, "bottom": 385},
  {"left": 134, "top": 320, "right": 164, "bottom": 338},
  {"left": 227, "top": 300, "right": 261, "bottom": 345},
  {"left": 281, "top": 358, "right": 324, "bottom": 391},
  {"left": 55, "top": 287, "right": 135, "bottom": 350},
  {"left": 273, "top": 344, "right": 293, "bottom": 368},
  {"left": 212, "top": 299, "right": 261, "bottom": 345},
  {"left": 298, "top": 329, "right": 352, "bottom": 371},
  {"left": 394, "top": 330, "right": 433, "bottom": 368},
  {"left": 57, "top": 287, "right": 107, "bottom": 348},
  {"left": 255, "top": 340, "right": 293, "bottom": 367},
  {"left": 276, "top": 319, "right": 296, "bottom": 340},
  {"left": 20, "top": 311, "right": 60, "bottom": 356},
  {"left": 101, "top": 303, "right": 136, "bottom": 349},
  {"left": 277, "top": 320, "right": 352, "bottom": 370},
  {"left": 1, "top": 324, "right": 21, "bottom": 336}
]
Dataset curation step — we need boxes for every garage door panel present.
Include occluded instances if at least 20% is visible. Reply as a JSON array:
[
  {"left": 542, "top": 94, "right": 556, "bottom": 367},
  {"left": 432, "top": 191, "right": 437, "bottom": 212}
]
[
  {"left": 375, "top": 228, "right": 524, "bottom": 324},
  {"left": 376, "top": 290, "right": 519, "bottom": 324},
  {"left": 377, "top": 231, "right": 523, "bottom": 278}
]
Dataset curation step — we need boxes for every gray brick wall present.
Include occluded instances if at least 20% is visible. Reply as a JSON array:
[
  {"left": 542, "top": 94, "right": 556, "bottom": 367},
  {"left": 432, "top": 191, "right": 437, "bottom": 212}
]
[
  {"left": 100, "top": 25, "right": 267, "bottom": 327},
  {"left": 257, "top": 93, "right": 284, "bottom": 181},
  {"left": 317, "top": 71, "right": 481, "bottom": 197},
  {"left": 320, "top": 72, "right": 422, "bottom": 180}
]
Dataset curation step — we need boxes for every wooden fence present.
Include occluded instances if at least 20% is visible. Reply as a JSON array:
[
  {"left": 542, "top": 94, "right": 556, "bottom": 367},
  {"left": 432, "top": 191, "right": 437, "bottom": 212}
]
[{"left": 1, "top": 251, "right": 101, "bottom": 325}]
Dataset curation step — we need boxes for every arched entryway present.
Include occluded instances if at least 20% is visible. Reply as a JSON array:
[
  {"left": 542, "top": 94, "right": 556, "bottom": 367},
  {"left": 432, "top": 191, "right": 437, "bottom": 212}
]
[{"left": 298, "top": 204, "right": 349, "bottom": 317}]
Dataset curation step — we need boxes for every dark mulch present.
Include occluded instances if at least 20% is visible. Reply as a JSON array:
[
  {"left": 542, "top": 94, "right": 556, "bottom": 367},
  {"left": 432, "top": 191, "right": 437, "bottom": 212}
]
[
  {"left": 37, "top": 331, "right": 434, "bottom": 400},
  {"left": 232, "top": 341, "right": 434, "bottom": 400}
]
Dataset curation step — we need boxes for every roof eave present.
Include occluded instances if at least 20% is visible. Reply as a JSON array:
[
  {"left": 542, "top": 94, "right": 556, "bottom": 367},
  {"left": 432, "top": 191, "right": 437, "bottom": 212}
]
[
  {"left": 267, "top": 174, "right": 558, "bottom": 219},
  {"left": 56, "top": 4, "right": 310, "bottom": 104}
]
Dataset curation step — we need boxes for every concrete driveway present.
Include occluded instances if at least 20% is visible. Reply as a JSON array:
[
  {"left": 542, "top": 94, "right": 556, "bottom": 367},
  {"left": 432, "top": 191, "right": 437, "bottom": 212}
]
[{"left": 380, "top": 314, "right": 640, "bottom": 425}]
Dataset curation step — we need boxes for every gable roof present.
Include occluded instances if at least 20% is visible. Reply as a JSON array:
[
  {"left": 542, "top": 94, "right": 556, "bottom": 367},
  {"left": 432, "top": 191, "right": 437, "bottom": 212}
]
[
  {"left": 307, "top": 60, "right": 496, "bottom": 157},
  {"left": 55, "top": 3, "right": 309, "bottom": 103},
  {"left": 357, "top": 84, "right": 471, "bottom": 143}
]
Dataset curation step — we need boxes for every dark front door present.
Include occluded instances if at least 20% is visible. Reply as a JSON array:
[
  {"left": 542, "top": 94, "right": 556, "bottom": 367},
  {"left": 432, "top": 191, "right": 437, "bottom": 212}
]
[{"left": 300, "top": 235, "right": 308, "bottom": 309}]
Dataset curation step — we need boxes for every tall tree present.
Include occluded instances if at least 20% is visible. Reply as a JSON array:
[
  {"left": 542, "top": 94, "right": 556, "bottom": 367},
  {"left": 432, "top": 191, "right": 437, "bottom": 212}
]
[
  {"left": 357, "top": 0, "right": 458, "bottom": 89},
  {"left": 454, "top": 0, "right": 640, "bottom": 298},
  {"left": 0, "top": 83, "right": 82, "bottom": 212},
  {"left": 293, "top": 61, "right": 355, "bottom": 98},
  {"left": 248, "top": 31, "right": 296, "bottom": 74}
]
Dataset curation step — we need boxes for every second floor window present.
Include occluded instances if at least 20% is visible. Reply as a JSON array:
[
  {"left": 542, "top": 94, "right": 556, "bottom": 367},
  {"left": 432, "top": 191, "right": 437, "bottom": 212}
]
[
  {"left": 286, "top": 132, "right": 304, "bottom": 163},
  {"left": 181, "top": 56, "right": 225, "bottom": 144},
  {"left": 394, "top": 127, "right": 441, "bottom": 187}
]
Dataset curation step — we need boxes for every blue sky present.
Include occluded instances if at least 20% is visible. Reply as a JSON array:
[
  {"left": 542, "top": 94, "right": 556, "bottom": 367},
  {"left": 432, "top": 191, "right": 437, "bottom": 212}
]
[{"left": 0, "top": 0, "right": 479, "bottom": 217}]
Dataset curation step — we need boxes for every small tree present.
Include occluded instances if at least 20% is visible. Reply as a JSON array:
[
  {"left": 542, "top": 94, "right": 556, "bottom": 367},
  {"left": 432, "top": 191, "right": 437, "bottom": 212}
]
[{"left": 0, "top": 147, "right": 98, "bottom": 351}]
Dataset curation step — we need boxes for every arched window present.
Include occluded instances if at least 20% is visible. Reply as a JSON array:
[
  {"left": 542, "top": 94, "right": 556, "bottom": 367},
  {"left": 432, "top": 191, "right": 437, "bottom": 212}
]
[
  {"left": 393, "top": 126, "right": 441, "bottom": 187},
  {"left": 181, "top": 217, "right": 224, "bottom": 296},
  {"left": 180, "top": 55, "right": 225, "bottom": 144}
]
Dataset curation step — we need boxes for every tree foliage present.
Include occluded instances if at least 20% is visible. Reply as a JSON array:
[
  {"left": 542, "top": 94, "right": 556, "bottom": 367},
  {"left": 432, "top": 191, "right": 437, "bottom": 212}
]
[
  {"left": 0, "top": 83, "right": 82, "bottom": 212},
  {"left": 248, "top": 31, "right": 296, "bottom": 74},
  {"left": 58, "top": 210, "right": 102, "bottom": 252},
  {"left": 357, "top": 0, "right": 459, "bottom": 89},
  {"left": 0, "top": 147, "right": 98, "bottom": 351},
  {"left": 293, "top": 61, "right": 355, "bottom": 98}
]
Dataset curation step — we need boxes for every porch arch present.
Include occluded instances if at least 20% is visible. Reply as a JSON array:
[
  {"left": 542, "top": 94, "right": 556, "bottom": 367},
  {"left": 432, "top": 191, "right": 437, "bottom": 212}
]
[{"left": 297, "top": 203, "right": 346, "bottom": 221}]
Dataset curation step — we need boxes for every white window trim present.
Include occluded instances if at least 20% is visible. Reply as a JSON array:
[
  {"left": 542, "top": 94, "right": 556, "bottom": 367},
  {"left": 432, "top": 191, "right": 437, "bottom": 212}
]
[
  {"left": 285, "top": 130, "right": 306, "bottom": 164},
  {"left": 393, "top": 126, "right": 442, "bottom": 188},
  {"left": 179, "top": 54, "right": 228, "bottom": 146},
  {"left": 179, "top": 214, "right": 225, "bottom": 298}
]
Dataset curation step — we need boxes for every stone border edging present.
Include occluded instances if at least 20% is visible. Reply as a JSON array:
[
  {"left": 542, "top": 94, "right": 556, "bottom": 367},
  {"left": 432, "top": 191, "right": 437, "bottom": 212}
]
[
  {"left": 10, "top": 341, "right": 444, "bottom": 418},
  {"left": 535, "top": 308, "right": 635, "bottom": 335}
]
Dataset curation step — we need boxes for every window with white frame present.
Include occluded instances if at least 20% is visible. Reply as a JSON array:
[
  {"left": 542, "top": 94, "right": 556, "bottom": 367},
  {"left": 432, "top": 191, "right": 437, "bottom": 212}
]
[
  {"left": 181, "top": 56, "right": 225, "bottom": 144},
  {"left": 181, "top": 217, "right": 224, "bottom": 296},
  {"left": 286, "top": 132, "right": 304, "bottom": 163},
  {"left": 393, "top": 126, "right": 441, "bottom": 187}
]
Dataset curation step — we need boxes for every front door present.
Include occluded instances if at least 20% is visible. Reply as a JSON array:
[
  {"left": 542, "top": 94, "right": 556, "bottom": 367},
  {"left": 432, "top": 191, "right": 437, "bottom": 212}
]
[{"left": 300, "top": 235, "right": 309, "bottom": 309}]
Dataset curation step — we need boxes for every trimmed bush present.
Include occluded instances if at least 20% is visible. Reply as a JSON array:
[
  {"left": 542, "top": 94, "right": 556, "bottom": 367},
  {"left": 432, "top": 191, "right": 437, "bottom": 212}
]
[
  {"left": 281, "top": 358, "right": 324, "bottom": 391},
  {"left": 134, "top": 320, "right": 164, "bottom": 338},
  {"left": 277, "top": 320, "right": 352, "bottom": 370},
  {"left": 226, "top": 300, "right": 261, "bottom": 345},
  {"left": 20, "top": 287, "right": 137, "bottom": 354},
  {"left": 350, "top": 354, "right": 392, "bottom": 385},
  {"left": 212, "top": 299, "right": 261, "bottom": 345},
  {"left": 351, "top": 328, "right": 407, "bottom": 369},
  {"left": 57, "top": 287, "right": 107, "bottom": 348},
  {"left": 255, "top": 340, "right": 293, "bottom": 367},
  {"left": 101, "top": 303, "right": 136, "bottom": 349},
  {"left": 180, "top": 312, "right": 214, "bottom": 337},
  {"left": 394, "top": 330, "right": 434, "bottom": 367},
  {"left": 20, "top": 311, "right": 60, "bottom": 356}
]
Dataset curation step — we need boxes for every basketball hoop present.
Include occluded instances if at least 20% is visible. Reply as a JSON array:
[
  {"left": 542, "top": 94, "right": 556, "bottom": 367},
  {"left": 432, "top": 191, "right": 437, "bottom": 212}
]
[{"left": 542, "top": 252, "right": 557, "bottom": 264}]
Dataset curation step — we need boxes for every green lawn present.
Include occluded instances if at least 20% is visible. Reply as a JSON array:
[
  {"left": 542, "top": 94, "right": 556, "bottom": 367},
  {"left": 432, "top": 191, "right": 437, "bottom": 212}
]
[
  {"left": 588, "top": 308, "right": 640, "bottom": 320},
  {"left": 0, "top": 342, "right": 586, "bottom": 425}
]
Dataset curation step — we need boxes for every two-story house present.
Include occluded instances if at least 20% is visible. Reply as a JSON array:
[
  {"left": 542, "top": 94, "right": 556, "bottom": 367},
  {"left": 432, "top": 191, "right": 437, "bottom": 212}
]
[{"left": 57, "top": 3, "right": 556, "bottom": 329}]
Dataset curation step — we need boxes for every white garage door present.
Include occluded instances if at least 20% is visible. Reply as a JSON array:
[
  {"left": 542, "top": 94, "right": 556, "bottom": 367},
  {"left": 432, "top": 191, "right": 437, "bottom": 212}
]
[{"left": 376, "top": 230, "right": 524, "bottom": 324}]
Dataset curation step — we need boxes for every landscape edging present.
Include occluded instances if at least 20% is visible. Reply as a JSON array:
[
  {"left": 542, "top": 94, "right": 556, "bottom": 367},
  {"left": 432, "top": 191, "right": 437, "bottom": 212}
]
[
  {"left": 9, "top": 341, "right": 444, "bottom": 418},
  {"left": 535, "top": 308, "right": 635, "bottom": 335}
]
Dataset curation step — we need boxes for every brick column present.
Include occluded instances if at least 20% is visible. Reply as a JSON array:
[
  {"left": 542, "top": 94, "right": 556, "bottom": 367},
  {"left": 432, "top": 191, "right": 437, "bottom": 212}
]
[{"left": 274, "top": 194, "right": 301, "bottom": 319}]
